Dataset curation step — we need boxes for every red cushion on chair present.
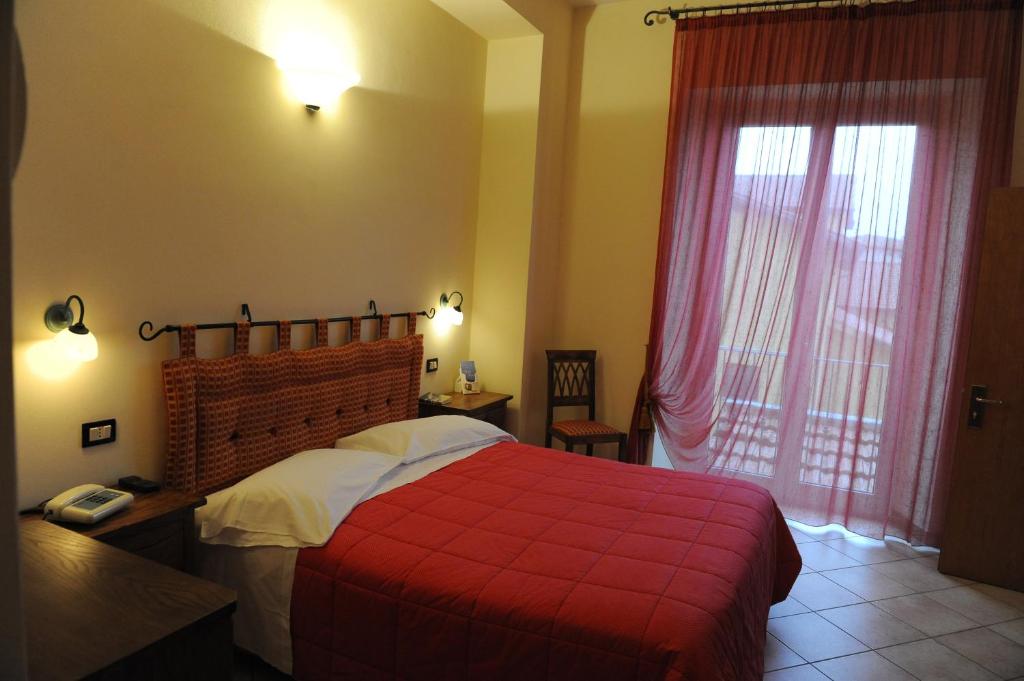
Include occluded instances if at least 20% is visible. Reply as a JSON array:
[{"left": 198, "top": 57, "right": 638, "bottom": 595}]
[{"left": 551, "top": 420, "right": 621, "bottom": 437}]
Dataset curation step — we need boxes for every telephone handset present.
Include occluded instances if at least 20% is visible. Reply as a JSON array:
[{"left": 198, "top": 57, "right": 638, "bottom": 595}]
[{"left": 43, "top": 484, "right": 133, "bottom": 524}]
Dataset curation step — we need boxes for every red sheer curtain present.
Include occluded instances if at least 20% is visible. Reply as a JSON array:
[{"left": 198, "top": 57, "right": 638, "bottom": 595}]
[{"left": 630, "top": 0, "right": 1021, "bottom": 546}]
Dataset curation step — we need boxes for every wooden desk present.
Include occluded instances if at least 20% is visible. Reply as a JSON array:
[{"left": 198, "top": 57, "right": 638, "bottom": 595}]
[
  {"left": 20, "top": 519, "right": 236, "bottom": 681},
  {"left": 418, "top": 392, "right": 513, "bottom": 428}
]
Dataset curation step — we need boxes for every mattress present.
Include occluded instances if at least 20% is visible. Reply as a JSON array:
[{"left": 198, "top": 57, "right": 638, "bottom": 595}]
[{"left": 291, "top": 441, "right": 800, "bottom": 680}]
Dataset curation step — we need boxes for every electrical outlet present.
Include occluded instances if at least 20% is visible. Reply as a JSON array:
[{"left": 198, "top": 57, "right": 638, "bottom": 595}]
[
  {"left": 426, "top": 357, "right": 439, "bottom": 373},
  {"left": 82, "top": 418, "right": 117, "bottom": 448}
]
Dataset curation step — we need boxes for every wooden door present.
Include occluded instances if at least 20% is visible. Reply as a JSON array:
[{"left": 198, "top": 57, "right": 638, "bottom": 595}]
[
  {"left": 1, "top": 5, "right": 29, "bottom": 680},
  {"left": 939, "top": 188, "right": 1024, "bottom": 590}
]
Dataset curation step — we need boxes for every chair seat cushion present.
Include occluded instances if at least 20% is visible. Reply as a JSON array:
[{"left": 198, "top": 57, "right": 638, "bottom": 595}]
[{"left": 550, "top": 420, "right": 621, "bottom": 438}]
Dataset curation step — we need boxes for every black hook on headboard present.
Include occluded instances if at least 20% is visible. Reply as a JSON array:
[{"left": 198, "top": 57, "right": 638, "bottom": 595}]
[{"left": 138, "top": 320, "right": 173, "bottom": 341}]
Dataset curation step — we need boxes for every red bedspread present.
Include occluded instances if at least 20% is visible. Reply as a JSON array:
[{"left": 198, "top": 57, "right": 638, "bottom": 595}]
[{"left": 292, "top": 442, "right": 801, "bottom": 680}]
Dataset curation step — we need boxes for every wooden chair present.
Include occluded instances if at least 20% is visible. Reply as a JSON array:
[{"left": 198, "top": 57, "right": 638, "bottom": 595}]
[{"left": 545, "top": 350, "right": 627, "bottom": 461}]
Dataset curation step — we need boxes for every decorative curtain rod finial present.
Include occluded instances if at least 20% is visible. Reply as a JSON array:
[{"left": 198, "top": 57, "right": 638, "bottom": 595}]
[{"left": 644, "top": 6, "right": 680, "bottom": 25}]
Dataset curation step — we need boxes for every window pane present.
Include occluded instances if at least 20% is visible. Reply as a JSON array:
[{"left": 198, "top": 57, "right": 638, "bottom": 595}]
[
  {"left": 714, "top": 126, "right": 812, "bottom": 477},
  {"left": 800, "top": 125, "right": 917, "bottom": 494},
  {"left": 735, "top": 126, "right": 812, "bottom": 176},
  {"left": 831, "top": 125, "right": 917, "bottom": 239}
]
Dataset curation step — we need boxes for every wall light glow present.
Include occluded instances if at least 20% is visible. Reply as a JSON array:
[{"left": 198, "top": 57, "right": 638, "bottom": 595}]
[
  {"left": 265, "top": 1, "right": 361, "bottom": 113},
  {"left": 25, "top": 339, "right": 82, "bottom": 382},
  {"left": 276, "top": 33, "right": 360, "bottom": 111}
]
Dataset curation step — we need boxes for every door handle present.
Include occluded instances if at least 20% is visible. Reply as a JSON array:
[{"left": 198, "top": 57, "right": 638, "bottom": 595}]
[{"left": 968, "top": 385, "right": 1005, "bottom": 429}]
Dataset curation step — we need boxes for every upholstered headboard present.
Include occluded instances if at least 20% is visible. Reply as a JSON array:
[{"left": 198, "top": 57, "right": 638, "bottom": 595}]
[{"left": 161, "top": 318, "right": 423, "bottom": 494}]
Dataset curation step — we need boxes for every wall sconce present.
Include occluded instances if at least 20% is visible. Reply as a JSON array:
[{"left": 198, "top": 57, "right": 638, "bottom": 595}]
[
  {"left": 44, "top": 294, "right": 98, "bottom": 362},
  {"left": 426, "top": 291, "right": 464, "bottom": 328},
  {"left": 278, "top": 65, "right": 361, "bottom": 112},
  {"left": 275, "top": 34, "right": 361, "bottom": 114}
]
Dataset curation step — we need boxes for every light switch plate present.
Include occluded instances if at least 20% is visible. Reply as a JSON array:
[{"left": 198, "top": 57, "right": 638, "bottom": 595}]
[{"left": 82, "top": 418, "right": 117, "bottom": 448}]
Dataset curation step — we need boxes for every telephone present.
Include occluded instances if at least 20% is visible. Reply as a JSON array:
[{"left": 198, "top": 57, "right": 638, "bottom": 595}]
[{"left": 43, "top": 484, "right": 133, "bottom": 524}]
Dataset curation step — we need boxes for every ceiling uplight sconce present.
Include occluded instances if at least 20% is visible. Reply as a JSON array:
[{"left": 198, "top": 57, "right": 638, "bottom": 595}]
[
  {"left": 426, "top": 291, "right": 464, "bottom": 328},
  {"left": 44, "top": 294, "right": 98, "bottom": 362},
  {"left": 280, "top": 65, "right": 361, "bottom": 113},
  {"left": 275, "top": 35, "right": 361, "bottom": 113}
]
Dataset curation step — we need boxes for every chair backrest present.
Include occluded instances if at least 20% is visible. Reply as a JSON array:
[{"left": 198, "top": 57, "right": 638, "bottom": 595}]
[{"left": 545, "top": 350, "right": 597, "bottom": 428}]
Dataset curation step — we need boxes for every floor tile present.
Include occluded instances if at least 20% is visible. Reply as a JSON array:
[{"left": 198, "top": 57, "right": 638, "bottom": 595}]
[
  {"left": 767, "top": 612, "right": 868, "bottom": 662},
  {"left": 824, "top": 537, "right": 909, "bottom": 565},
  {"left": 882, "top": 538, "right": 930, "bottom": 559},
  {"left": 798, "top": 542, "right": 863, "bottom": 571},
  {"left": 770, "top": 595, "right": 810, "bottom": 619},
  {"left": 990, "top": 620, "right": 1024, "bottom": 647},
  {"left": 765, "top": 633, "right": 806, "bottom": 672},
  {"left": 764, "top": 664, "right": 831, "bottom": 680},
  {"left": 927, "top": 586, "right": 1024, "bottom": 625},
  {"left": 938, "top": 627, "right": 1024, "bottom": 679},
  {"left": 789, "top": 573, "right": 863, "bottom": 611},
  {"left": 872, "top": 558, "right": 972, "bottom": 592},
  {"left": 874, "top": 593, "right": 979, "bottom": 637},
  {"left": 789, "top": 528, "right": 818, "bottom": 545},
  {"left": 818, "top": 603, "right": 926, "bottom": 649},
  {"left": 974, "top": 585, "right": 1024, "bottom": 613},
  {"left": 821, "top": 565, "right": 916, "bottom": 601},
  {"left": 813, "top": 651, "right": 916, "bottom": 681},
  {"left": 878, "top": 638, "right": 1000, "bottom": 680},
  {"left": 800, "top": 564, "right": 814, "bottom": 574}
]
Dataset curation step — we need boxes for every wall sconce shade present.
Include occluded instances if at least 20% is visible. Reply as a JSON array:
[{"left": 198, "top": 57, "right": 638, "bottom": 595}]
[
  {"left": 277, "top": 62, "right": 360, "bottom": 113},
  {"left": 441, "top": 291, "right": 464, "bottom": 326},
  {"left": 426, "top": 291, "right": 464, "bottom": 328},
  {"left": 45, "top": 294, "right": 98, "bottom": 362}
]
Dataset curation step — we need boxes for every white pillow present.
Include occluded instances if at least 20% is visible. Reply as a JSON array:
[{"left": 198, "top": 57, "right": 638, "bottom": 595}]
[
  {"left": 197, "top": 448, "right": 400, "bottom": 548},
  {"left": 335, "top": 415, "right": 516, "bottom": 464}
]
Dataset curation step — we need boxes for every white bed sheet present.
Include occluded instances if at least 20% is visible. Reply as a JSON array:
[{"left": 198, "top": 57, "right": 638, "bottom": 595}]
[{"left": 197, "top": 443, "right": 490, "bottom": 674}]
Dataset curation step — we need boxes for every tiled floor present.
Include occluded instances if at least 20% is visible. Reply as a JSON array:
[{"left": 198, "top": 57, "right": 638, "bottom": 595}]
[{"left": 766, "top": 521, "right": 1024, "bottom": 680}]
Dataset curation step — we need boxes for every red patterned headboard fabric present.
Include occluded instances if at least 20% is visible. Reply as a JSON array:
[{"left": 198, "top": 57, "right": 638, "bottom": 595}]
[{"left": 161, "top": 324, "right": 423, "bottom": 494}]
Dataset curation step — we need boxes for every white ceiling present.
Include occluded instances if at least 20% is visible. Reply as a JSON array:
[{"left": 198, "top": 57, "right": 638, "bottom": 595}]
[
  {"left": 428, "top": 0, "right": 538, "bottom": 39},
  {"left": 428, "top": 0, "right": 633, "bottom": 41}
]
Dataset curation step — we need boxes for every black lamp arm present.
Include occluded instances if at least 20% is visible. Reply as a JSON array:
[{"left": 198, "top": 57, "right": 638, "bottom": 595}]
[
  {"left": 447, "top": 290, "right": 464, "bottom": 310},
  {"left": 65, "top": 294, "right": 86, "bottom": 326}
]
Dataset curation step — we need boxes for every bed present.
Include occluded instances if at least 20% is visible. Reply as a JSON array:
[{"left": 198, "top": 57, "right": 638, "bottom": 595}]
[{"left": 160, "top": 323, "right": 800, "bottom": 680}]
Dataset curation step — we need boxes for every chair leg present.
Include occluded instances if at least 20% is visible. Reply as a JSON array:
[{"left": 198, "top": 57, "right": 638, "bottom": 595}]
[
  {"left": 566, "top": 440, "right": 574, "bottom": 454},
  {"left": 585, "top": 444, "right": 594, "bottom": 457},
  {"left": 545, "top": 433, "right": 552, "bottom": 448},
  {"left": 618, "top": 434, "right": 628, "bottom": 463}
]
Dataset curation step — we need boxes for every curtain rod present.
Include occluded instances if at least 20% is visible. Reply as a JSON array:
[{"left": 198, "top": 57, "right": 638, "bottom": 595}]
[{"left": 643, "top": 0, "right": 912, "bottom": 25}]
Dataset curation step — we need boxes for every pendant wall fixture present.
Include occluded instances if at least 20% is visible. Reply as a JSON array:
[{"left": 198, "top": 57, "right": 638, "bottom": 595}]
[{"left": 44, "top": 294, "right": 98, "bottom": 362}]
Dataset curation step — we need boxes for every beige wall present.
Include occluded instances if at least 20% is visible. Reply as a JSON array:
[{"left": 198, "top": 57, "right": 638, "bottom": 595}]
[
  {"left": 551, "top": 0, "right": 673, "bottom": 454},
  {"left": 13, "top": 0, "right": 487, "bottom": 508},
  {"left": 502, "top": 0, "right": 574, "bottom": 446},
  {"left": 468, "top": 35, "right": 543, "bottom": 438}
]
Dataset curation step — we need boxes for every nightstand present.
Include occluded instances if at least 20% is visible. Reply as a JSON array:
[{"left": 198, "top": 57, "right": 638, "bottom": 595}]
[
  {"left": 419, "top": 391, "right": 513, "bottom": 429},
  {"left": 53, "top": 488, "right": 205, "bottom": 573}
]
